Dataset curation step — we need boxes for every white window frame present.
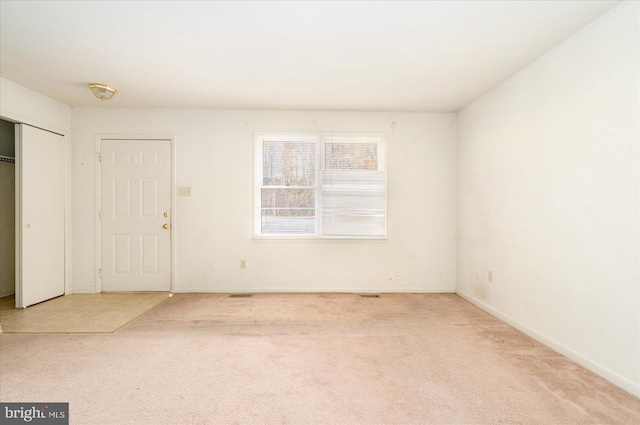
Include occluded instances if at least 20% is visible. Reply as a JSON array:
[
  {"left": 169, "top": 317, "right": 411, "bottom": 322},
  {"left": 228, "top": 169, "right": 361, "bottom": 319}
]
[{"left": 254, "top": 132, "right": 387, "bottom": 239}]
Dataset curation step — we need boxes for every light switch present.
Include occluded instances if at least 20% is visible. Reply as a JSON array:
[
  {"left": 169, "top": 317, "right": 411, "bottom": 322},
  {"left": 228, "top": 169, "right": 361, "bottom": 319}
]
[{"left": 178, "top": 186, "right": 192, "bottom": 197}]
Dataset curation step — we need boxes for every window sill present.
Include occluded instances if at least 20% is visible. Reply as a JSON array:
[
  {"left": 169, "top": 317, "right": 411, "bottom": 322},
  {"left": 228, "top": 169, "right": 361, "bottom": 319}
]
[{"left": 252, "top": 235, "right": 388, "bottom": 242}]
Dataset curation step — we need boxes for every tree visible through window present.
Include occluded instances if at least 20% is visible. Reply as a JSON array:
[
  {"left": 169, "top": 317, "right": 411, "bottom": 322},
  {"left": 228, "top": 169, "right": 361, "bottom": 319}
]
[
  {"left": 261, "top": 141, "right": 316, "bottom": 234},
  {"left": 325, "top": 142, "right": 378, "bottom": 170},
  {"left": 255, "top": 133, "right": 386, "bottom": 238}
]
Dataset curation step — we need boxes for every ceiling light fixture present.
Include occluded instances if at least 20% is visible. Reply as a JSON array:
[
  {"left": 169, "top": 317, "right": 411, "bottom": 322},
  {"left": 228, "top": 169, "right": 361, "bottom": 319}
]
[{"left": 88, "top": 83, "right": 117, "bottom": 101}]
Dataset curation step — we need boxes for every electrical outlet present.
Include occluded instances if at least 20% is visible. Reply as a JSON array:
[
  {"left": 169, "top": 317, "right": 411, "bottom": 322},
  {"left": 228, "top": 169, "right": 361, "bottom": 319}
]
[
  {"left": 394, "top": 266, "right": 401, "bottom": 277},
  {"left": 488, "top": 271, "right": 493, "bottom": 283},
  {"left": 240, "top": 260, "right": 246, "bottom": 269}
]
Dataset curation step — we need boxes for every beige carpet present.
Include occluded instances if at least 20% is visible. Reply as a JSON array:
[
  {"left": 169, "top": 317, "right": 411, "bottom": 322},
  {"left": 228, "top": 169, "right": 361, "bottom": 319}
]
[
  {"left": 0, "top": 292, "right": 170, "bottom": 333},
  {"left": 0, "top": 293, "right": 638, "bottom": 424}
]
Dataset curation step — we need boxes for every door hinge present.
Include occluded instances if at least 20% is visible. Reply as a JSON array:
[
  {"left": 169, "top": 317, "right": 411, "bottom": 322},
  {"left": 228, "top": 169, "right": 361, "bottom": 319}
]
[
  {"left": 98, "top": 268, "right": 102, "bottom": 278},
  {"left": 98, "top": 210, "right": 102, "bottom": 220},
  {"left": 98, "top": 153, "right": 102, "bottom": 162}
]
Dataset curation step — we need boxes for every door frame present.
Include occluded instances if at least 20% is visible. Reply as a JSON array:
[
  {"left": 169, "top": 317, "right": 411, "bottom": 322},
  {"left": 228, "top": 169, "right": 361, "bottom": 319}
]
[{"left": 95, "top": 135, "right": 176, "bottom": 293}]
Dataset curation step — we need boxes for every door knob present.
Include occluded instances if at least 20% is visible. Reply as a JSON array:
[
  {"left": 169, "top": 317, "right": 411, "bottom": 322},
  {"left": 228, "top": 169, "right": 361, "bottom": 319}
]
[{"left": 163, "top": 223, "right": 169, "bottom": 229}]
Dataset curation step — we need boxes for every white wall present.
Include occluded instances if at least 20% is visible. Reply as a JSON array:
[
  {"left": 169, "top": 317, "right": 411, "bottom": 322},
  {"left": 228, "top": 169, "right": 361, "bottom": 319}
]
[
  {"left": 0, "top": 77, "right": 71, "bottom": 136},
  {"left": 0, "top": 77, "right": 73, "bottom": 296},
  {"left": 457, "top": 1, "right": 639, "bottom": 396},
  {"left": 71, "top": 109, "right": 457, "bottom": 294}
]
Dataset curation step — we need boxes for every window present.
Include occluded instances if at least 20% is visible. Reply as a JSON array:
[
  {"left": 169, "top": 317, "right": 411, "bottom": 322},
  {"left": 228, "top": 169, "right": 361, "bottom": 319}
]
[{"left": 254, "top": 133, "right": 387, "bottom": 238}]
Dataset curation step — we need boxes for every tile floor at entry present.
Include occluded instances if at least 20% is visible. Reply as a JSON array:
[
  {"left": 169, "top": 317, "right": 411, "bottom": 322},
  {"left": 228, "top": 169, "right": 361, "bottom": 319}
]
[{"left": 0, "top": 292, "right": 170, "bottom": 333}]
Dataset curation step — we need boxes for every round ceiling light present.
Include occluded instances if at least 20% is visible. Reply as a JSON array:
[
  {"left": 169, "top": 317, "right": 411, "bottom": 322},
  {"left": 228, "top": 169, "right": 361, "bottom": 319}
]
[{"left": 88, "top": 83, "right": 117, "bottom": 101}]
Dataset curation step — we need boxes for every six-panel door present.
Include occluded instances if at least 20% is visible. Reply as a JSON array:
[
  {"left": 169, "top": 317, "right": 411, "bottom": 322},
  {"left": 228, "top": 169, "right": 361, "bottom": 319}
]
[{"left": 100, "top": 139, "right": 171, "bottom": 291}]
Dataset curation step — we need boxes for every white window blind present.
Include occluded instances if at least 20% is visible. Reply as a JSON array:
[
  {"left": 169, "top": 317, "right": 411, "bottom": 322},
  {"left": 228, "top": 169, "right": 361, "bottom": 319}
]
[
  {"left": 322, "top": 135, "right": 386, "bottom": 237},
  {"left": 254, "top": 133, "right": 386, "bottom": 238}
]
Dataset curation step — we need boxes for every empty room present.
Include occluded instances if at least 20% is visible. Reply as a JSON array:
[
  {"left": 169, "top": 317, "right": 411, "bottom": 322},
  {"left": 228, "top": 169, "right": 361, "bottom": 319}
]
[{"left": 0, "top": 1, "right": 639, "bottom": 424}]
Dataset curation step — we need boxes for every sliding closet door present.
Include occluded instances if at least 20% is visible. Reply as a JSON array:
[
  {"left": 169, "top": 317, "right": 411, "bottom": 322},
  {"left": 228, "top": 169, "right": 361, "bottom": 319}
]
[{"left": 16, "top": 124, "right": 65, "bottom": 308}]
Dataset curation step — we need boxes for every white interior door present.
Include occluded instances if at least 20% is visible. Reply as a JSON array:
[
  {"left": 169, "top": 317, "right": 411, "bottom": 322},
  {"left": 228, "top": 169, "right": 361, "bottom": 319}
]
[
  {"left": 100, "top": 139, "right": 171, "bottom": 292},
  {"left": 16, "top": 124, "right": 65, "bottom": 308}
]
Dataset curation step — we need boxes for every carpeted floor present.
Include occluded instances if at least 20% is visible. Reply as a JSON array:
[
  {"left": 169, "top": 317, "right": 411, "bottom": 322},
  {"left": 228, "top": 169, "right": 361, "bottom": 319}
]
[{"left": 0, "top": 293, "right": 638, "bottom": 424}]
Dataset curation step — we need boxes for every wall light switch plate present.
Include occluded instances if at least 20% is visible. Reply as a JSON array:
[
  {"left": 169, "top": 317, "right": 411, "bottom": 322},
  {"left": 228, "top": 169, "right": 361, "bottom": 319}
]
[{"left": 178, "top": 186, "right": 192, "bottom": 197}]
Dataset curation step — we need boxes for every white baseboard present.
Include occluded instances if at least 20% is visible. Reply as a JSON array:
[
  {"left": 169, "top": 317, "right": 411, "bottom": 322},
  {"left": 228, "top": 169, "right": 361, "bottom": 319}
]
[
  {"left": 173, "top": 287, "right": 455, "bottom": 294},
  {"left": 456, "top": 290, "right": 640, "bottom": 398},
  {"left": 70, "top": 287, "right": 98, "bottom": 294}
]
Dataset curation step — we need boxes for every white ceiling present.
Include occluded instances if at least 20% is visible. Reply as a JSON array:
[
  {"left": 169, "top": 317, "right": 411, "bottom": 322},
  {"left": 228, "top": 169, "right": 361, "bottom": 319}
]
[{"left": 0, "top": 1, "right": 620, "bottom": 112}]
